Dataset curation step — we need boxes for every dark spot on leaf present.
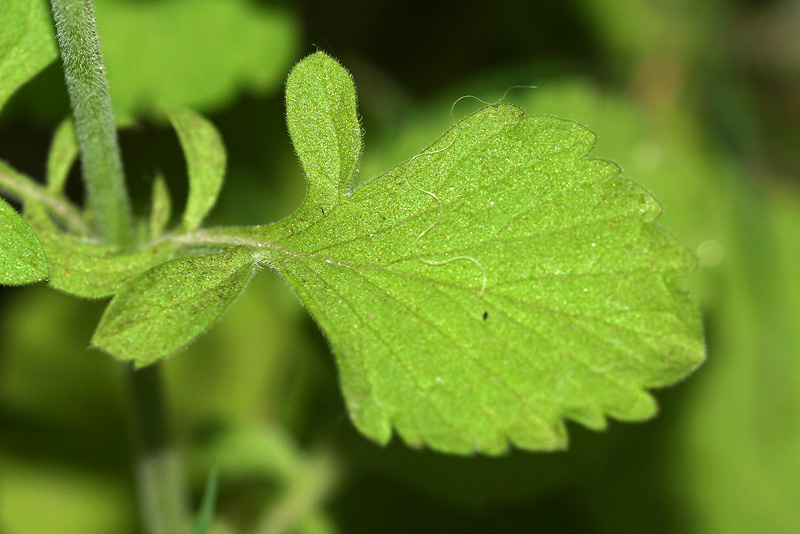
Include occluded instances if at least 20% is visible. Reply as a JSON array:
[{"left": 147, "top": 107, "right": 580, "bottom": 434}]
[{"left": 483, "top": 311, "right": 488, "bottom": 320}]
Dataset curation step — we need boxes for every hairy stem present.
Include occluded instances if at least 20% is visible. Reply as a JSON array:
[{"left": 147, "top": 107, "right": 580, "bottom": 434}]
[
  {"left": 0, "top": 162, "right": 90, "bottom": 236},
  {"left": 49, "top": 2, "right": 189, "bottom": 532},
  {"left": 50, "top": 0, "right": 131, "bottom": 246},
  {"left": 123, "top": 364, "right": 191, "bottom": 534}
]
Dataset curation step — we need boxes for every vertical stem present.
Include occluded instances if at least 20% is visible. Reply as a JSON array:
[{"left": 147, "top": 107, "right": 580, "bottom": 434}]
[
  {"left": 50, "top": 0, "right": 131, "bottom": 246},
  {"left": 49, "top": 2, "right": 188, "bottom": 532},
  {"left": 123, "top": 364, "right": 191, "bottom": 534}
]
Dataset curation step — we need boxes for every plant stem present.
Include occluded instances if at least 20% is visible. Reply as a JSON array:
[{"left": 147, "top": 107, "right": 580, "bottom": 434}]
[
  {"left": 0, "top": 162, "right": 91, "bottom": 236},
  {"left": 123, "top": 364, "right": 191, "bottom": 534},
  {"left": 50, "top": 0, "right": 131, "bottom": 246},
  {"left": 49, "top": 2, "right": 189, "bottom": 532}
]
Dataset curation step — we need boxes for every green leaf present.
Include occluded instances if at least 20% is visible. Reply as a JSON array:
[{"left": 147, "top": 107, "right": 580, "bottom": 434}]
[
  {"left": 24, "top": 203, "right": 178, "bottom": 298},
  {"left": 512, "top": 78, "right": 725, "bottom": 304},
  {"left": 362, "top": 73, "right": 727, "bottom": 308},
  {"left": 92, "top": 246, "right": 258, "bottom": 367},
  {"left": 285, "top": 51, "right": 362, "bottom": 218},
  {"left": 0, "top": 453, "right": 131, "bottom": 534},
  {"left": 168, "top": 108, "right": 226, "bottom": 231},
  {"left": 149, "top": 174, "right": 172, "bottom": 240},
  {"left": 674, "top": 182, "right": 800, "bottom": 531},
  {"left": 46, "top": 119, "right": 79, "bottom": 195},
  {"left": 0, "top": 0, "right": 58, "bottom": 113},
  {"left": 259, "top": 53, "right": 705, "bottom": 454},
  {"left": 0, "top": 198, "right": 48, "bottom": 285},
  {"left": 93, "top": 0, "right": 299, "bottom": 121}
]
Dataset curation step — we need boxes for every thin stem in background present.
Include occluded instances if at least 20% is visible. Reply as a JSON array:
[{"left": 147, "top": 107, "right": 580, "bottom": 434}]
[
  {"left": 0, "top": 162, "right": 91, "bottom": 236},
  {"left": 48, "top": 2, "right": 191, "bottom": 533},
  {"left": 50, "top": 0, "right": 131, "bottom": 246},
  {"left": 123, "top": 364, "right": 191, "bottom": 534}
]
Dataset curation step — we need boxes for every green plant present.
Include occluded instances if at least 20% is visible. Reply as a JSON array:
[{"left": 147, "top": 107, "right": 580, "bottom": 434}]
[{"left": 1, "top": 0, "right": 710, "bottom": 532}]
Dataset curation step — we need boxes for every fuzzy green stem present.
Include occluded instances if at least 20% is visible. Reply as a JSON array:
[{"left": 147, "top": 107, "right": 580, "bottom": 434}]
[
  {"left": 123, "top": 364, "right": 191, "bottom": 534},
  {"left": 49, "top": 2, "right": 188, "bottom": 532},
  {"left": 50, "top": 0, "right": 131, "bottom": 246},
  {"left": 0, "top": 161, "right": 90, "bottom": 236}
]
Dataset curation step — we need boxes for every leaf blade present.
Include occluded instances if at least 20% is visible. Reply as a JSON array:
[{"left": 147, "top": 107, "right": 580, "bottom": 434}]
[
  {"left": 169, "top": 108, "right": 226, "bottom": 231},
  {"left": 24, "top": 203, "right": 178, "bottom": 299},
  {"left": 46, "top": 119, "right": 79, "bottom": 196},
  {"left": 0, "top": 0, "right": 58, "bottom": 113},
  {"left": 92, "top": 246, "right": 258, "bottom": 367},
  {"left": 0, "top": 198, "right": 48, "bottom": 285},
  {"left": 149, "top": 174, "right": 172, "bottom": 240},
  {"left": 270, "top": 94, "right": 705, "bottom": 453},
  {"left": 285, "top": 52, "right": 362, "bottom": 216}
]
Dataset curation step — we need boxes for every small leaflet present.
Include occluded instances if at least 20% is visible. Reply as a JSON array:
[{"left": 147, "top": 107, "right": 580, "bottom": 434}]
[
  {"left": 46, "top": 119, "right": 79, "bottom": 195},
  {"left": 149, "top": 174, "right": 172, "bottom": 240},
  {"left": 0, "top": 198, "right": 49, "bottom": 285},
  {"left": 92, "top": 246, "right": 259, "bottom": 367},
  {"left": 285, "top": 52, "right": 362, "bottom": 219},
  {"left": 169, "top": 108, "right": 226, "bottom": 231}
]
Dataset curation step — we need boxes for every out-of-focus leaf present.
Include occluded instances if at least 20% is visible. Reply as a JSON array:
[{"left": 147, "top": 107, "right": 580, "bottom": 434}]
[
  {"left": 674, "top": 182, "right": 800, "bottom": 533},
  {"left": 0, "top": 197, "right": 48, "bottom": 285},
  {"left": 572, "top": 0, "right": 716, "bottom": 67},
  {"left": 168, "top": 109, "right": 226, "bottom": 231},
  {"left": 24, "top": 202, "right": 178, "bottom": 298},
  {"left": 0, "top": 284, "right": 122, "bottom": 431},
  {"left": 93, "top": 0, "right": 299, "bottom": 121},
  {"left": 92, "top": 246, "right": 259, "bottom": 367},
  {"left": 0, "top": 0, "right": 57, "bottom": 113},
  {"left": 0, "top": 455, "right": 135, "bottom": 534},
  {"left": 193, "top": 425, "right": 339, "bottom": 534}
]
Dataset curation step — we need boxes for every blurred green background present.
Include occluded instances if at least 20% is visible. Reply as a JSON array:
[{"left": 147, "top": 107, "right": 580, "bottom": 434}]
[{"left": 1, "top": 0, "right": 799, "bottom": 532}]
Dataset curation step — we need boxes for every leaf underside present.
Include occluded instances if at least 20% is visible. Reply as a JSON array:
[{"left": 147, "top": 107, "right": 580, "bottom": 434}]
[
  {"left": 2, "top": 41, "right": 703, "bottom": 456},
  {"left": 93, "top": 0, "right": 299, "bottom": 121},
  {"left": 258, "top": 52, "right": 705, "bottom": 454},
  {"left": 0, "top": 198, "right": 49, "bottom": 285},
  {"left": 92, "top": 246, "right": 258, "bottom": 367},
  {"left": 23, "top": 203, "right": 178, "bottom": 299},
  {"left": 46, "top": 119, "right": 79, "bottom": 196},
  {"left": 168, "top": 108, "right": 226, "bottom": 231},
  {"left": 0, "top": 0, "right": 58, "bottom": 113}
]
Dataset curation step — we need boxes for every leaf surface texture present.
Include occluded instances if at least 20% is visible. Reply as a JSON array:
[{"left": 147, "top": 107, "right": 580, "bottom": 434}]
[{"left": 259, "top": 53, "right": 705, "bottom": 454}]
